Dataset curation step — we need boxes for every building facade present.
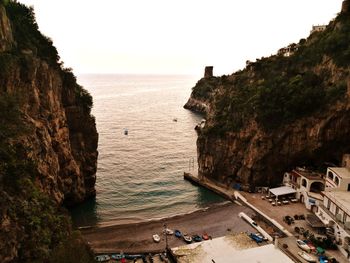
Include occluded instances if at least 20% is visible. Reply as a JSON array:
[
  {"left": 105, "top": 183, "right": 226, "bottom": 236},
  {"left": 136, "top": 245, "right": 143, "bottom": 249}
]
[
  {"left": 316, "top": 158, "right": 350, "bottom": 259},
  {"left": 283, "top": 167, "right": 325, "bottom": 211},
  {"left": 310, "top": 25, "right": 327, "bottom": 34}
]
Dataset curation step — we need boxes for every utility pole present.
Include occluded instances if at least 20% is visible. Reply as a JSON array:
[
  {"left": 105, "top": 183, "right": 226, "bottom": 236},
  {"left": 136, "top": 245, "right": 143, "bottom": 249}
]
[{"left": 164, "top": 223, "right": 168, "bottom": 256}]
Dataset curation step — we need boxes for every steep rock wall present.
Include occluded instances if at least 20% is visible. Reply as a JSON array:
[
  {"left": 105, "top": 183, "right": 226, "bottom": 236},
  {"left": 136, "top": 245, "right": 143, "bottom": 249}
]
[
  {"left": 0, "top": 5, "right": 13, "bottom": 52},
  {"left": 2, "top": 54, "right": 99, "bottom": 206},
  {"left": 197, "top": 91, "right": 350, "bottom": 189},
  {"left": 183, "top": 96, "right": 209, "bottom": 114},
  {"left": 186, "top": 1, "right": 350, "bottom": 189},
  {"left": 0, "top": 3, "right": 98, "bottom": 262}
]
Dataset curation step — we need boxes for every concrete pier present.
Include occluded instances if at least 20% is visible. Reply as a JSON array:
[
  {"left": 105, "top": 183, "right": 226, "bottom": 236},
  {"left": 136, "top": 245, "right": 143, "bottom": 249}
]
[
  {"left": 184, "top": 172, "right": 234, "bottom": 201},
  {"left": 184, "top": 172, "right": 293, "bottom": 237}
]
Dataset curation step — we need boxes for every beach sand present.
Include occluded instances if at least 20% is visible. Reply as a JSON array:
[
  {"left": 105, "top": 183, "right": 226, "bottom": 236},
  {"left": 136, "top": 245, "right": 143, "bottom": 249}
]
[{"left": 81, "top": 202, "right": 257, "bottom": 254}]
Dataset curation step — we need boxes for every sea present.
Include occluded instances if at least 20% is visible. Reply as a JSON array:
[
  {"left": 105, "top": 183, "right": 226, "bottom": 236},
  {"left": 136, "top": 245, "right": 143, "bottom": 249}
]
[{"left": 70, "top": 74, "right": 225, "bottom": 227}]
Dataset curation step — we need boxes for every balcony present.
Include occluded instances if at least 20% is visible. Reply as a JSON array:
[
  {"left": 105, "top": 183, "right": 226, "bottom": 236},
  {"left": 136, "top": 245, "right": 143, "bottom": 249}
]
[{"left": 318, "top": 204, "right": 350, "bottom": 235}]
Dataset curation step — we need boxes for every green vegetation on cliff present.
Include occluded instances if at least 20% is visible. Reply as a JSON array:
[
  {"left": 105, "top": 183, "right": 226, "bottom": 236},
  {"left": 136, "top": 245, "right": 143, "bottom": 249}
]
[
  {"left": 5, "top": 1, "right": 59, "bottom": 65},
  {"left": 191, "top": 11, "right": 349, "bottom": 134},
  {"left": 0, "top": 1, "right": 96, "bottom": 262},
  {"left": 0, "top": 1, "right": 93, "bottom": 113},
  {"left": 0, "top": 94, "right": 94, "bottom": 262}
]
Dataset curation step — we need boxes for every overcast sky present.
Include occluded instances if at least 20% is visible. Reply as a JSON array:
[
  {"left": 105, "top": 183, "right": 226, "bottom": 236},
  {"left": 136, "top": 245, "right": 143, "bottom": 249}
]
[{"left": 18, "top": 0, "right": 343, "bottom": 76}]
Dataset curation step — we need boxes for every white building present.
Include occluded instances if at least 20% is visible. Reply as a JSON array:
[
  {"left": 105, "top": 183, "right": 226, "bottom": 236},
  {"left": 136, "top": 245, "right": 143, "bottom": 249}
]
[
  {"left": 315, "top": 156, "right": 350, "bottom": 259},
  {"left": 326, "top": 167, "right": 350, "bottom": 191},
  {"left": 171, "top": 235, "right": 294, "bottom": 263},
  {"left": 283, "top": 167, "right": 325, "bottom": 211},
  {"left": 310, "top": 25, "right": 327, "bottom": 34}
]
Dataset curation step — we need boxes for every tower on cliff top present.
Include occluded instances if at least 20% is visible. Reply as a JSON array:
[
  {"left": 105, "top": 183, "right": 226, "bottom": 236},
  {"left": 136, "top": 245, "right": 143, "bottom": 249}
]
[
  {"left": 204, "top": 66, "right": 213, "bottom": 78},
  {"left": 342, "top": 154, "right": 350, "bottom": 168},
  {"left": 342, "top": 0, "right": 350, "bottom": 13}
]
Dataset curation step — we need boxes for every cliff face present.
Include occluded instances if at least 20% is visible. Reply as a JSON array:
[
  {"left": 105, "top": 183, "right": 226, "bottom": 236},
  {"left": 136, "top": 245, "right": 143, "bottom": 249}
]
[
  {"left": 185, "top": 2, "right": 350, "bottom": 189},
  {"left": 16, "top": 59, "right": 98, "bottom": 205},
  {"left": 183, "top": 76, "right": 224, "bottom": 115},
  {"left": 0, "top": 7, "right": 98, "bottom": 207},
  {"left": 0, "top": 2, "right": 98, "bottom": 262},
  {"left": 0, "top": 5, "right": 13, "bottom": 51},
  {"left": 196, "top": 91, "right": 350, "bottom": 189}
]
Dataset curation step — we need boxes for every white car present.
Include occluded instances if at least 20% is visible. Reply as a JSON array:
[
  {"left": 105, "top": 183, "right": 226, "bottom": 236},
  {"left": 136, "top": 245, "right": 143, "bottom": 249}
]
[{"left": 296, "top": 239, "right": 311, "bottom": 253}]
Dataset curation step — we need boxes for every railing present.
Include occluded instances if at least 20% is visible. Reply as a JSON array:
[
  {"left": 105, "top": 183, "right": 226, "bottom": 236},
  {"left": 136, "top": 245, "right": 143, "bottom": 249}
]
[
  {"left": 325, "top": 192, "right": 350, "bottom": 217},
  {"left": 319, "top": 204, "right": 350, "bottom": 235}
]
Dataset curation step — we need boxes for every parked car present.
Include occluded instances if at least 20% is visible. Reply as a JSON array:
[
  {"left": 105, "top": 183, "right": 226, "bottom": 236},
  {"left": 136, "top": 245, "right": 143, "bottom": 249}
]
[
  {"left": 296, "top": 239, "right": 311, "bottom": 253},
  {"left": 283, "top": 215, "right": 294, "bottom": 225},
  {"left": 304, "top": 240, "right": 316, "bottom": 252}
]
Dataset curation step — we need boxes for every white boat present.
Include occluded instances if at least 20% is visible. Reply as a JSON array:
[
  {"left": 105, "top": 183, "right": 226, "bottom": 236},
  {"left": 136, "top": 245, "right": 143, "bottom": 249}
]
[
  {"left": 296, "top": 239, "right": 311, "bottom": 252},
  {"left": 153, "top": 234, "right": 161, "bottom": 243},
  {"left": 298, "top": 251, "right": 317, "bottom": 262},
  {"left": 95, "top": 255, "right": 111, "bottom": 262},
  {"left": 163, "top": 228, "right": 174, "bottom": 235},
  {"left": 183, "top": 234, "right": 192, "bottom": 244}
]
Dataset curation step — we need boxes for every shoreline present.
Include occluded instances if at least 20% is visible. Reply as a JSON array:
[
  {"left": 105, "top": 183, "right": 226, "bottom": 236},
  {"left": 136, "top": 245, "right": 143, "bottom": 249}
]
[
  {"left": 78, "top": 200, "right": 232, "bottom": 229},
  {"left": 81, "top": 201, "right": 257, "bottom": 254}
]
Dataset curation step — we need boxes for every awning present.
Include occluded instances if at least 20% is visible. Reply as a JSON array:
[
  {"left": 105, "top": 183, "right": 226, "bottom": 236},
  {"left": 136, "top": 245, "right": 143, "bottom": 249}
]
[
  {"left": 306, "top": 214, "right": 325, "bottom": 228},
  {"left": 269, "top": 186, "right": 296, "bottom": 197}
]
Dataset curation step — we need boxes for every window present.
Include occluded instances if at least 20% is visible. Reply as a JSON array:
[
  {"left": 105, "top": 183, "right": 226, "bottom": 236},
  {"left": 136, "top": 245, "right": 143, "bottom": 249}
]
[
  {"left": 302, "top": 179, "right": 307, "bottom": 188},
  {"left": 347, "top": 184, "right": 350, "bottom": 191},
  {"left": 335, "top": 176, "right": 340, "bottom": 186},
  {"left": 328, "top": 171, "right": 334, "bottom": 180}
]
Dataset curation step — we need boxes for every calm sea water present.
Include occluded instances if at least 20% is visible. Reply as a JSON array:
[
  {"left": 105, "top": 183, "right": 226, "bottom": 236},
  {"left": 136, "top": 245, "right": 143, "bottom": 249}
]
[{"left": 70, "top": 74, "right": 224, "bottom": 227}]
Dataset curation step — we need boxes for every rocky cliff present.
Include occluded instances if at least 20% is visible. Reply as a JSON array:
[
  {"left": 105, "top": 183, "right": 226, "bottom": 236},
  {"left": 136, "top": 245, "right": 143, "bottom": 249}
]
[
  {"left": 185, "top": 1, "right": 350, "bottom": 190},
  {"left": 0, "top": 2, "right": 97, "bottom": 262}
]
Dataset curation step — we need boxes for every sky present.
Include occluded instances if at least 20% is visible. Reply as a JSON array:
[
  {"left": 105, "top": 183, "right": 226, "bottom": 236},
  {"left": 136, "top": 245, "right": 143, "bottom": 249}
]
[{"left": 18, "top": 0, "right": 344, "bottom": 76}]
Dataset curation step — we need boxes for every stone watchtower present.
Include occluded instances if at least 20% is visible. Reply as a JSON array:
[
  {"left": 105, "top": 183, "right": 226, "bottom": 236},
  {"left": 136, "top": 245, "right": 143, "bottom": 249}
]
[
  {"left": 342, "top": 154, "right": 350, "bottom": 168},
  {"left": 204, "top": 66, "right": 213, "bottom": 78},
  {"left": 342, "top": 0, "right": 350, "bottom": 13}
]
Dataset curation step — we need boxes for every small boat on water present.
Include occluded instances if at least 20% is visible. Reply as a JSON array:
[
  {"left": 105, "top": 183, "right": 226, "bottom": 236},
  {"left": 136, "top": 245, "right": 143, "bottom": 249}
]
[
  {"left": 124, "top": 128, "right": 128, "bottom": 135},
  {"left": 173, "top": 118, "right": 178, "bottom": 122},
  {"left": 175, "top": 229, "right": 182, "bottom": 238},
  {"left": 298, "top": 251, "right": 317, "bottom": 262},
  {"left": 95, "top": 255, "right": 110, "bottom": 262},
  {"left": 183, "top": 234, "right": 192, "bottom": 244},
  {"left": 153, "top": 234, "right": 161, "bottom": 243}
]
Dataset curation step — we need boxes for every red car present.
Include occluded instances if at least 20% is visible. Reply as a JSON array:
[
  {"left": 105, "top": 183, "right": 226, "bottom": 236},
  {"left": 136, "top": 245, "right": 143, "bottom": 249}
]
[{"left": 304, "top": 240, "right": 316, "bottom": 252}]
